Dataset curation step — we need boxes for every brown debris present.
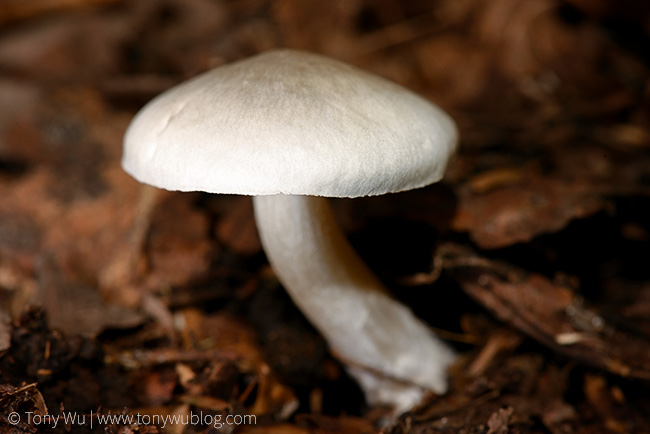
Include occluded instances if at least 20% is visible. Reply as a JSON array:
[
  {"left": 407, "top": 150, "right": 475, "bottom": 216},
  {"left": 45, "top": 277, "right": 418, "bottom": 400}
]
[
  {"left": 0, "top": 383, "right": 46, "bottom": 434},
  {"left": 467, "top": 329, "right": 523, "bottom": 377},
  {"left": 453, "top": 172, "right": 608, "bottom": 249},
  {"left": 145, "top": 192, "right": 215, "bottom": 288},
  {"left": 440, "top": 244, "right": 650, "bottom": 380},
  {"left": 486, "top": 406, "right": 514, "bottom": 434},
  {"left": 215, "top": 196, "right": 261, "bottom": 256},
  {"left": 0, "top": 309, "right": 11, "bottom": 353},
  {"left": 0, "top": 0, "right": 125, "bottom": 26}
]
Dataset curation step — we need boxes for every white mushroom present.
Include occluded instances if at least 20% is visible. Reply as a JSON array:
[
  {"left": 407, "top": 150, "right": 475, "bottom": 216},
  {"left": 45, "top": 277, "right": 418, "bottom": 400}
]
[{"left": 122, "top": 49, "right": 458, "bottom": 412}]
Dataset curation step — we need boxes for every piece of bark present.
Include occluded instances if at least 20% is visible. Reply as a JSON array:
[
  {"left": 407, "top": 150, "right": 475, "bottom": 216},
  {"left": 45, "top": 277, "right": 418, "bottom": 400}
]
[{"left": 443, "top": 244, "right": 650, "bottom": 380}]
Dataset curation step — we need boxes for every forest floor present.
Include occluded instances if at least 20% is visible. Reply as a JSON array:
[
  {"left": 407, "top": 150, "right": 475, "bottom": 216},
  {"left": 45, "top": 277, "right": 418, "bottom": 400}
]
[{"left": 0, "top": 0, "right": 650, "bottom": 433}]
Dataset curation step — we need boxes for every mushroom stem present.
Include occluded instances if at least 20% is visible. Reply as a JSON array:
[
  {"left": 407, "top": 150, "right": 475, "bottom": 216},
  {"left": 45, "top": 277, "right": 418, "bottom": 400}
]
[{"left": 253, "top": 194, "right": 455, "bottom": 410}]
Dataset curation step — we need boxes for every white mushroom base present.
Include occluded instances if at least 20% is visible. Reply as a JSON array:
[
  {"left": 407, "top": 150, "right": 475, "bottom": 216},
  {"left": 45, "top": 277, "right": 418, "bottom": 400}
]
[{"left": 254, "top": 194, "right": 455, "bottom": 413}]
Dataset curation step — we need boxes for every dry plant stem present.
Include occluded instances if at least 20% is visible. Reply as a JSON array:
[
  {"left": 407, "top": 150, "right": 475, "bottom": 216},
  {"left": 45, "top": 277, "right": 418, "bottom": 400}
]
[{"left": 254, "top": 194, "right": 455, "bottom": 410}]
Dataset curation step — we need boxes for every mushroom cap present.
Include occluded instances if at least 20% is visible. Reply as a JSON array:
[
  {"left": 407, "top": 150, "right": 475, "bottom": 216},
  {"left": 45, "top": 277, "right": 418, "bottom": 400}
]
[{"left": 122, "top": 49, "right": 458, "bottom": 197}]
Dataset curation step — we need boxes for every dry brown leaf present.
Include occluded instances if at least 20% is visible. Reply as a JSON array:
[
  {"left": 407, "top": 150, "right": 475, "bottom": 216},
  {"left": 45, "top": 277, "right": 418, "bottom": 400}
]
[{"left": 453, "top": 177, "right": 606, "bottom": 249}]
